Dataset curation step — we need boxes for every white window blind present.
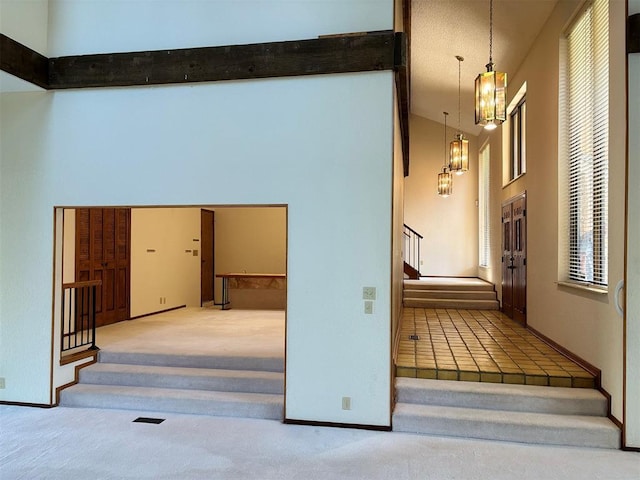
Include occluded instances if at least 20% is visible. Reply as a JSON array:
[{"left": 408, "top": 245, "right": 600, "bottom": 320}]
[
  {"left": 565, "top": 0, "right": 609, "bottom": 286},
  {"left": 479, "top": 144, "right": 490, "bottom": 267}
]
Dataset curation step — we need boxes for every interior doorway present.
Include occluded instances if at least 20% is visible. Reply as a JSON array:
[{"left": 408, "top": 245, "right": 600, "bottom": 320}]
[
  {"left": 502, "top": 192, "right": 527, "bottom": 325},
  {"left": 58, "top": 204, "right": 287, "bottom": 345},
  {"left": 201, "top": 209, "right": 215, "bottom": 306}
]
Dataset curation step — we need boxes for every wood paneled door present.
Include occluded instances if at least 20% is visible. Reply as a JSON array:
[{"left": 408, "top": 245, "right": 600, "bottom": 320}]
[
  {"left": 75, "top": 208, "right": 131, "bottom": 327},
  {"left": 502, "top": 193, "right": 527, "bottom": 325},
  {"left": 201, "top": 209, "right": 215, "bottom": 305}
]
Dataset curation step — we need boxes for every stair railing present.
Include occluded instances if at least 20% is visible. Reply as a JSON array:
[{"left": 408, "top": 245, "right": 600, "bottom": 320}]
[
  {"left": 403, "top": 224, "right": 423, "bottom": 275},
  {"left": 61, "top": 280, "right": 101, "bottom": 355}
]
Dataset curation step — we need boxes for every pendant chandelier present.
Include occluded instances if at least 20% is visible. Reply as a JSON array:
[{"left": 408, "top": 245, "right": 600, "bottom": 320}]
[
  {"left": 437, "top": 112, "right": 453, "bottom": 197},
  {"left": 475, "top": 0, "right": 507, "bottom": 130},
  {"left": 450, "top": 55, "right": 469, "bottom": 175}
]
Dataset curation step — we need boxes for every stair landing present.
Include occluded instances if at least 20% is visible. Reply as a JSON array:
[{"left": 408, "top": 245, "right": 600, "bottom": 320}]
[
  {"left": 404, "top": 277, "right": 499, "bottom": 310},
  {"left": 396, "top": 307, "right": 596, "bottom": 389}
]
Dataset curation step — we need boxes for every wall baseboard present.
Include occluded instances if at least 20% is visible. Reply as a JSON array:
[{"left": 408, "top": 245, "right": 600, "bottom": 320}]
[
  {"left": 0, "top": 400, "right": 54, "bottom": 408},
  {"left": 284, "top": 418, "right": 391, "bottom": 432},
  {"left": 60, "top": 348, "right": 99, "bottom": 366},
  {"left": 54, "top": 357, "right": 98, "bottom": 405},
  {"left": 526, "top": 325, "right": 601, "bottom": 387},
  {"left": 129, "top": 305, "right": 186, "bottom": 320}
]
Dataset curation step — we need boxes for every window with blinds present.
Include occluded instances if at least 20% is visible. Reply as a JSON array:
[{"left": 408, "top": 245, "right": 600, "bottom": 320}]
[
  {"left": 564, "top": 0, "right": 609, "bottom": 286},
  {"left": 479, "top": 144, "right": 490, "bottom": 267},
  {"left": 561, "top": 0, "right": 609, "bottom": 286}
]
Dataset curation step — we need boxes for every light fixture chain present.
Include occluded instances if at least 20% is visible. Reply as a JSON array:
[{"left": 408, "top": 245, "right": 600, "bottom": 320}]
[
  {"left": 443, "top": 111, "right": 449, "bottom": 168},
  {"left": 458, "top": 57, "right": 462, "bottom": 132},
  {"left": 489, "top": 0, "right": 493, "bottom": 64}
]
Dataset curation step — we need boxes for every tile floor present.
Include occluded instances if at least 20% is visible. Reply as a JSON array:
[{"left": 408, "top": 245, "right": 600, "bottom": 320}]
[{"left": 396, "top": 308, "right": 596, "bottom": 388}]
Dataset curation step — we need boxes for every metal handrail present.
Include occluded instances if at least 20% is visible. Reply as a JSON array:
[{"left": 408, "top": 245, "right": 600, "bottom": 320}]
[
  {"left": 61, "top": 280, "right": 101, "bottom": 354},
  {"left": 403, "top": 224, "right": 423, "bottom": 275}
]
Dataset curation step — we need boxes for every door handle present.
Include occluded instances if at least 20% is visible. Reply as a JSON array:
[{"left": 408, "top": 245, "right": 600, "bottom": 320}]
[
  {"left": 614, "top": 280, "right": 624, "bottom": 317},
  {"left": 507, "top": 265, "right": 516, "bottom": 270}
]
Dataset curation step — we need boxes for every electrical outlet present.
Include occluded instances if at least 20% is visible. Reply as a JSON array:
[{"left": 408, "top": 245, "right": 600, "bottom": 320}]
[
  {"left": 364, "top": 301, "right": 374, "bottom": 314},
  {"left": 342, "top": 396, "right": 351, "bottom": 410},
  {"left": 362, "top": 287, "right": 376, "bottom": 300},
  {"left": 0, "top": 377, "right": 5, "bottom": 389}
]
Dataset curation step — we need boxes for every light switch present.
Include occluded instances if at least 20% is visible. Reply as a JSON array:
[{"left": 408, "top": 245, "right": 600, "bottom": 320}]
[{"left": 363, "top": 287, "right": 376, "bottom": 300}]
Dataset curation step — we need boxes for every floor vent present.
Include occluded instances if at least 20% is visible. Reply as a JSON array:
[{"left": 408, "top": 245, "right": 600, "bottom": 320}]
[
  {"left": 409, "top": 335, "right": 420, "bottom": 340},
  {"left": 133, "top": 417, "right": 165, "bottom": 424}
]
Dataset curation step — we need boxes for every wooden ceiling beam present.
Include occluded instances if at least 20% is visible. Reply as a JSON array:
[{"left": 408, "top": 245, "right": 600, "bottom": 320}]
[
  {"left": 48, "top": 31, "right": 397, "bottom": 89},
  {"left": 0, "top": 34, "right": 49, "bottom": 89},
  {"left": 629, "top": 13, "right": 640, "bottom": 54}
]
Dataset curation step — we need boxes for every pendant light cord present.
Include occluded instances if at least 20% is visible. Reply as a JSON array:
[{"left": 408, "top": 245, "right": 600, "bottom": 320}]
[
  {"left": 456, "top": 56, "right": 463, "bottom": 134},
  {"left": 443, "top": 111, "right": 448, "bottom": 169},
  {"left": 489, "top": 0, "right": 493, "bottom": 65}
]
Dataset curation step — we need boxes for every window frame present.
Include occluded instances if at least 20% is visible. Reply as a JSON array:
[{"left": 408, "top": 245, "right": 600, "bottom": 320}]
[
  {"left": 559, "top": 0, "right": 609, "bottom": 289},
  {"left": 479, "top": 143, "right": 491, "bottom": 268},
  {"left": 509, "top": 97, "right": 526, "bottom": 181}
]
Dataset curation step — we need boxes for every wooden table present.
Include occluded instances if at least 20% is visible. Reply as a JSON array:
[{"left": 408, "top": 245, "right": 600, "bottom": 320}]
[{"left": 216, "top": 273, "right": 286, "bottom": 310}]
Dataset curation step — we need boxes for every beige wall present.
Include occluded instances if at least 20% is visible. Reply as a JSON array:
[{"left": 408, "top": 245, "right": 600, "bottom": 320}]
[
  {"left": 480, "top": 0, "right": 627, "bottom": 420},
  {"left": 404, "top": 114, "right": 479, "bottom": 277},
  {"left": 392, "top": 90, "right": 405, "bottom": 355},
  {"left": 130, "top": 208, "right": 202, "bottom": 317},
  {"left": 62, "top": 209, "right": 75, "bottom": 284},
  {"left": 213, "top": 207, "right": 287, "bottom": 300}
]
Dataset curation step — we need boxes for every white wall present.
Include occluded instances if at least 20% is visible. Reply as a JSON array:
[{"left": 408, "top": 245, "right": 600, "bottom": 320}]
[
  {"left": 391, "top": 89, "right": 404, "bottom": 355},
  {"left": 480, "top": 0, "right": 627, "bottom": 420},
  {"left": 0, "top": 0, "right": 49, "bottom": 92},
  {"left": 46, "top": 0, "right": 392, "bottom": 56},
  {"left": 0, "top": 0, "right": 48, "bottom": 53},
  {"left": 130, "top": 208, "right": 202, "bottom": 317},
  {"left": 0, "top": 0, "right": 394, "bottom": 425},
  {"left": 404, "top": 114, "right": 479, "bottom": 277},
  {"left": 626, "top": 0, "right": 640, "bottom": 450}
]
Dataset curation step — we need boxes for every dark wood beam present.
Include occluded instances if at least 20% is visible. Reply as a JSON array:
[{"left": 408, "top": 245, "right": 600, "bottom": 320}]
[
  {"left": 49, "top": 31, "right": 396, "bottom": 89},
  {"left": 394, "top": 32, "right": 410, "bottom": 177},
  {"left": 629, "top": 13, "right": 640, "bottom": 54},
  {"left": 0, "top": 34, "right": 49, "bottom": 89},
  {"left": 403, "top": 0, "right": 411, "bottom": 100}
]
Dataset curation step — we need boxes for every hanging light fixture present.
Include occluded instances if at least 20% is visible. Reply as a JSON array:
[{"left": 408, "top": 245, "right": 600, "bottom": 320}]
[
  {"left": 475, "top": 0, "right": 507, "bottom": 130},
  {"left": 438, "top": 112, "right": 453, "bottom": 197},
  {"left": 450, "top": 55, "right": 469, "bottom": 175}
]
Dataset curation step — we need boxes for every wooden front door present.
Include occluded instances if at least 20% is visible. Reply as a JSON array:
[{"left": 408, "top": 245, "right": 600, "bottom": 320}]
[
  {"left": 502, "top": 193, "right": 527, "bottom": 324},
  {"left": 76, "top": 208, "right": 131, "bottom": 327},
  {"left": 201, "top": 209, "right": 215, "bottom": 305}
]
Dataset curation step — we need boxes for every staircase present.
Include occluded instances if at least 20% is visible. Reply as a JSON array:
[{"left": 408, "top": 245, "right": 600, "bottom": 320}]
[
  {"left": 60, "top": 350, "right": 284, "bottom": 420},
  {"left": 403, "top": 278, "right": 499, "bottom": 310},
  {"left": 393, "top": 378, "right": 620, "bottom": 449}
]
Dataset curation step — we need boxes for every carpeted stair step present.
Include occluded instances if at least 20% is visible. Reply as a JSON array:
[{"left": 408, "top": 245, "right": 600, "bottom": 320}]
[
  {"left": 403, "top": 298, "right": 500, "bottom": 310},
  {"left": 403, "top": 289, "right": 498, "bottom": 300},
  {"left": 392, "top": 402, "right": 620, "bottom": 449},
  {"left": 60, "top": 384, "right": 283, "bottom": 420},
  {"left": 80, "top": 363, "right": 284, "bottom": 394},
  {"left": 396, "top": 378, "right": 606, "bottom": 416},
  {"left": 98, "top": 350, "right": 284, "bottom": 373},
  {"left": 403, "top": 280, "right": 495, "bottom": 291}
]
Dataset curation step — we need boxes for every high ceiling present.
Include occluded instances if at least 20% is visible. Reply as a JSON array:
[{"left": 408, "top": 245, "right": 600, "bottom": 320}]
[{"left": 410, "top": 0, "right": 558, "bottom": 135}]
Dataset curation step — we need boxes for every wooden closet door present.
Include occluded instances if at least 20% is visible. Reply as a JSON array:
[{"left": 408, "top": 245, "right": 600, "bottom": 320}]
[
  {"left": 501, "top": 203, "right": 514, "bottom": 319},
  {"left": 512, "top": 196, "right": 527, "bottom": 324},
  {"left": 501, "top": 194, "right": 527, "bottom": 325},
  {"left": 76, "top": 208, "right": 130, "bottom": 327}
]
